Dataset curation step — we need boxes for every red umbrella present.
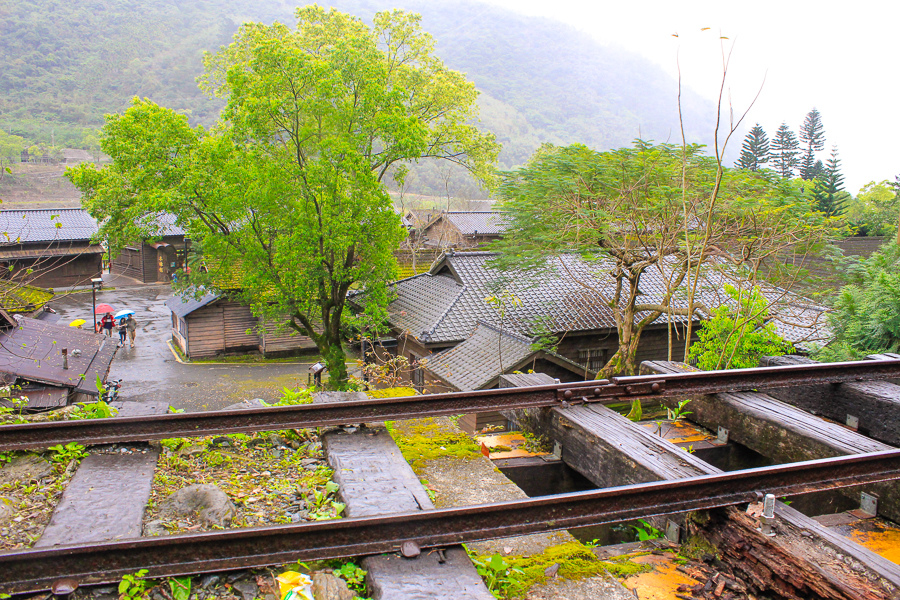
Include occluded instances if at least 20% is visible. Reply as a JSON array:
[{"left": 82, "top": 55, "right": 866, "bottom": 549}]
[{"left": 94, "top": 303, "right": 115, "bottom": 314}]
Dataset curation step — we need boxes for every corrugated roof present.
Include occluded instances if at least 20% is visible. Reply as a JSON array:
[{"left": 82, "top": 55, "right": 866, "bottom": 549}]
[
  {"left": 387, "top": 251, "right": 831, "bottom": 348},
  {"left": 165, "top": 291, "right": 220, "bottom": 318},
  {"left": 0, "top": 209, "right": 98, "bottom": 244},
  {"left": 0, "top": 317, "right": 118, "bottom": 395}
]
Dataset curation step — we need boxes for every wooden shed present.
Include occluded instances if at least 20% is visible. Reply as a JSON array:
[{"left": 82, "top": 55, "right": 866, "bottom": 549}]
[
  {"left": 165, "top": 292, "right": 317, "bottom": 359},
  {"left": 110, "top": 214, "right": 190, "bottom": 283}
]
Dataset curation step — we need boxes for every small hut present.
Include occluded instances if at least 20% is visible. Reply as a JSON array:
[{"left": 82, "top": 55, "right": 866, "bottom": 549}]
[{"left": 165, "top": 292, "right": 316, "bottom": 359}]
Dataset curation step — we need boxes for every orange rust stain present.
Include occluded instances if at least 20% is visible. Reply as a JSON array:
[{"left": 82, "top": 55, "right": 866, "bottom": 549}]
[
  {"left": 848, "top": 526, "right": 900, "bottom": 565},
  {"left": 638, "top": 420, "right": 716, "bottom": 446},
  {"left": 474, "top": 432, "right": 547, "bottom": 459},
  {"left": 620, "top": 553, "right": 699, "bottom": 600}
]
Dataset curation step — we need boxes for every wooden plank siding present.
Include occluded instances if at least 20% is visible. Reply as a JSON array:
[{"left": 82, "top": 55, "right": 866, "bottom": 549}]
[
  {"left": 177, "top": 300, "right": 317, "bottom": 359},
  {"left": 142, "top": 244, "right": 158, "bottom": 283},
  {"left": 111, "top": 247, "right": 145, "bottom": 281},
  {"left": 222, "top": 302, "right": 258, "bottom": 351}
]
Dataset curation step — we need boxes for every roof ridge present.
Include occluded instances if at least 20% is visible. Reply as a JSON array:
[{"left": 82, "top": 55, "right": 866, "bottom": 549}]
[{"left": 426, "top": 282, "right": 467, "bottom": 337}]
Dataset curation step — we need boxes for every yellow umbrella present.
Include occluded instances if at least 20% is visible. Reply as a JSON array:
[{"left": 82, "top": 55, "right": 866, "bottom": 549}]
[{"left": 69, "top": 319, "right": 86, "bottom": 327}]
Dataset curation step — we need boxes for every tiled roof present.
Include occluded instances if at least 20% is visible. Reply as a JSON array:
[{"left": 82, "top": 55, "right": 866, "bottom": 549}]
[
  {"left": 426, "top": 322, "right": 540, "bottom": 391},
  {"left": 165, "top": 291, "right": 220, "bottom": 318},
  {"left": 387, "top": 251, "right": 831, "bottom": 348},
  {"left": 424, "top": 211, "right": 508, "bottom": 236},
  {"left": 0, "top": 209, "right": 98, "bottom": 244},
  {"left": 139, "top": 213, "right": 186, "bottom": 237},
  {"left": 386, "top": 273, "right": 465, "bottom": 340}
]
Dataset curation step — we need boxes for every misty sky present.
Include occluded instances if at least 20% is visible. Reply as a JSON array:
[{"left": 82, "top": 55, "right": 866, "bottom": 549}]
[{"left": 484, "top": 0, "right": 893, "bottom": 194}]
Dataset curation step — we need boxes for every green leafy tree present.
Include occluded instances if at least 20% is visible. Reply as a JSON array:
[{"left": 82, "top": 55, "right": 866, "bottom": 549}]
[
  {"left": 770, "top": 123, "right": 799, "bottom": 178},
  {"left": 815, "top": 242, "right": 900, "bottom": 360},
  {"left": 68, "top": 7, "right": 498, "bottom": 389},
  {"left": 0, "top": 129, "right": 25, "bottom": 183},
  {"left": 812, "top": 146, "right": 847, "bottom": 216},
  {"left": 494, "top": 141, "right": 838, "bottom": 376},
  {"left": 847, "top": 180, "right": 900, "bottom": 240},
  {"left": 688, "top": 284, "right": 792, "bottom": 370},
  {"left": 799, "top": 108, "right": 826, "bottom": 180},
  {"left": 735, "top": 123, "right": 769, "bottom": 171}
]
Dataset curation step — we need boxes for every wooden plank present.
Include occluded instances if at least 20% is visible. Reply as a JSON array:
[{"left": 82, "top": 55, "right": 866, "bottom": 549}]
[
  {"left": 692, "top": 504, "right": 900, "bottom": 600},
  {"left": 514, "top": 399, "right": 900, "bottom": 599},
  {"left": 761, "top": 355, "right": 900, "bottom": 445},
  {"left": 643, "top": 360, "right": 900, "bottom": 523},
  {"left": 318, "top": 392, "right": 493, "bottom": 600}
]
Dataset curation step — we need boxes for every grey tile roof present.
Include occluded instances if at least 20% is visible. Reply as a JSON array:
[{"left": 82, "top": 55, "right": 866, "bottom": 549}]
[
  {"left": 426, "top": 322, "right": 538, "bottom": 391},
  {"left": 387, "top": 273, "right": 465, "bottom": 340},
  {"left": 429, "top": 212, "right": 507, "bottom": 235},
  {"left": 387, "top": 251, "right": 831, "bottom": 348},
  {"left": 0, "top": 209, "right": 98, "bottom": 244},
  {"left": 165, "top": 291, "right": 220, "bottom": 318},
  {"left": 140, "top": 213, "right": 186, "bottom": 237}
]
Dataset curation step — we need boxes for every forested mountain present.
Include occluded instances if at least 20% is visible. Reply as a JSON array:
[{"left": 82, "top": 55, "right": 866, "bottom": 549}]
[{"left": 0, "top": 0, "right": 717, "bottom": 198}]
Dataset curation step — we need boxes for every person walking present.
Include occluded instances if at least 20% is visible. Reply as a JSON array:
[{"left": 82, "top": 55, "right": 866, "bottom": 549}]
[
  {"left": 117, "top": 318, "right": 128, "bottom": 346},
  {"left": 100, "top": 312, "right": 114, "bottom": 337},
  {"left": 125, "top": 314, "right": 137, "bottom": 348}
]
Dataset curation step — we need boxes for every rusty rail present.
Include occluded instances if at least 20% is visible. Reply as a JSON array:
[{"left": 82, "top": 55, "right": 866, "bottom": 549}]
[
  {"left": 1, "top": 359, "right": 899, "bottom": 451},
  {"left": 3, "top": 449, "right": 900, "bottom": 594}
]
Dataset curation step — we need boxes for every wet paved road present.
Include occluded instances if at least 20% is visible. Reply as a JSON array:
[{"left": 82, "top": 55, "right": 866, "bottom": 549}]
[{"left": 47, "top": 278, "right": 316, "bottom": 412}]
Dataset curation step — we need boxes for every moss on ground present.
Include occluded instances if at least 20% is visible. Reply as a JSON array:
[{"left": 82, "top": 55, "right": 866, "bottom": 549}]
[
  {"left": 385, "top": 417, "right": 482, "bottom": 473},
  {"left": 471, "top": 541, "right": 652, "bottom": 598},
  {"left": 678, "top": 534, "right": 719, "bottom": 561}
]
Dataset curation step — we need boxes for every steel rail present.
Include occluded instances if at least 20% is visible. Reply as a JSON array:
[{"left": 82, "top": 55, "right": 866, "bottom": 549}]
[
  {"left": 1, "top": 359, "right": 898, "bottom": 451},
  {"left": 3, "top": 449, "right": 900, "bottom": 594}
]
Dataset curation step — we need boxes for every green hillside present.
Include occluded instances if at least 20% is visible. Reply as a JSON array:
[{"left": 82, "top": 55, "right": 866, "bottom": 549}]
[{"left": 0, "top": 0, "right": 716, "bottom": 198}]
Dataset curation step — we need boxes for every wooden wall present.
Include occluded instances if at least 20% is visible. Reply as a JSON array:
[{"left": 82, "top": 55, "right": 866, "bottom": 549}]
[
  {"left": 5, "top": 251, "right": 103, "bottom": 289},
  {"left": 111, "top": 247, "right": 144, "bottom": 281},
  {"left": 180, "top": 301, "right": 317, "bottom": 359}
]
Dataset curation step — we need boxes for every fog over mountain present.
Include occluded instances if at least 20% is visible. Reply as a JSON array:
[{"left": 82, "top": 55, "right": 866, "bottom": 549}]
[{"left": 1, "top": 0, "right": 719, "bottom": 198}]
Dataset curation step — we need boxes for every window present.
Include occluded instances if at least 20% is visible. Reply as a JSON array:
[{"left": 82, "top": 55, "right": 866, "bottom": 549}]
[{"left": 578, "top": 348, "right": 607, "bottom": 372}]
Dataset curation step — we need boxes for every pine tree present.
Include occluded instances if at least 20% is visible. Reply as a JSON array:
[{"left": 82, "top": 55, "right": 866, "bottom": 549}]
[
  {"left": 735, "top": 123, "right": 770, "bottom": 171},
  {"left": 770, "top": 123, "right": 799, "bottom": 178},
  {"left": 799, "top": 108, "right": 826, "bottom": 180},
  {"left": 814, "top": 146, "right": 847, "bottom": 216}
]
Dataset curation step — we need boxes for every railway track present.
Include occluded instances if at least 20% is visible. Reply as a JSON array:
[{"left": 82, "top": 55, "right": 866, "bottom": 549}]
[
  {"left": 3, "top": 450, "right": 900, "bottom": 593},
  {"left": 2, "top": 359, "right": 898, "bottom": 452},
  {"left": 2, "top": 358, "right": 900, "bottom": 594}
]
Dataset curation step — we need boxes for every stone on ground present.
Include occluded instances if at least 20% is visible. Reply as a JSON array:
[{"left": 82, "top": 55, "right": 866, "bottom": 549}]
[{"left": 158, "top": 483, "right": 235, "bottom": 526}]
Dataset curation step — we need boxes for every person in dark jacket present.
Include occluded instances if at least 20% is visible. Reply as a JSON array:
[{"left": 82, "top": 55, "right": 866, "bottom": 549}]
[{"left": 100, "top": 312, "right": 114, "bottom": 337}]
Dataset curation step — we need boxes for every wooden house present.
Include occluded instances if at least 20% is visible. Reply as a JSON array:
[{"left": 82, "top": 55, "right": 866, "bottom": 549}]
[
  {"left": 110, "top": 214, "right": 190, "bottom": 283},
  {"left": 366, "top": 251, "right": 831, "bottom": 394},
  {"left": 416, "top": 211, "right": 507, "bottom": 249},
  {"left": 166, "top": 292, "right": 317, "bottom": 359},
  {"left": 0, "top": 209, "right": 104, "bottom": 289}
]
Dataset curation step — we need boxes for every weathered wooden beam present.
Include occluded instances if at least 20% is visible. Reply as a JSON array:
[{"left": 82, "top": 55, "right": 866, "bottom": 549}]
[
  {"left": 318, "top": 393, "right": 494, "bottom": 600},
  {"left": 761, "top": 355, "right": 900, "bottom": 445},
  {"left": 643, "top": 360, "right": 900, "bottom": 524},
  {"left": 693, "top": 504, "right": 900, "bottom": 600},
  {"left": 510, "top": 400, "right": 900, "bottom": 599}
]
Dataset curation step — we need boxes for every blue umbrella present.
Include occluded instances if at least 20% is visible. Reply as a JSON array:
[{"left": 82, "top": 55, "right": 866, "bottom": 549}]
[{"left": 114, "top": 309, "right": 135, "bottom": 319}]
